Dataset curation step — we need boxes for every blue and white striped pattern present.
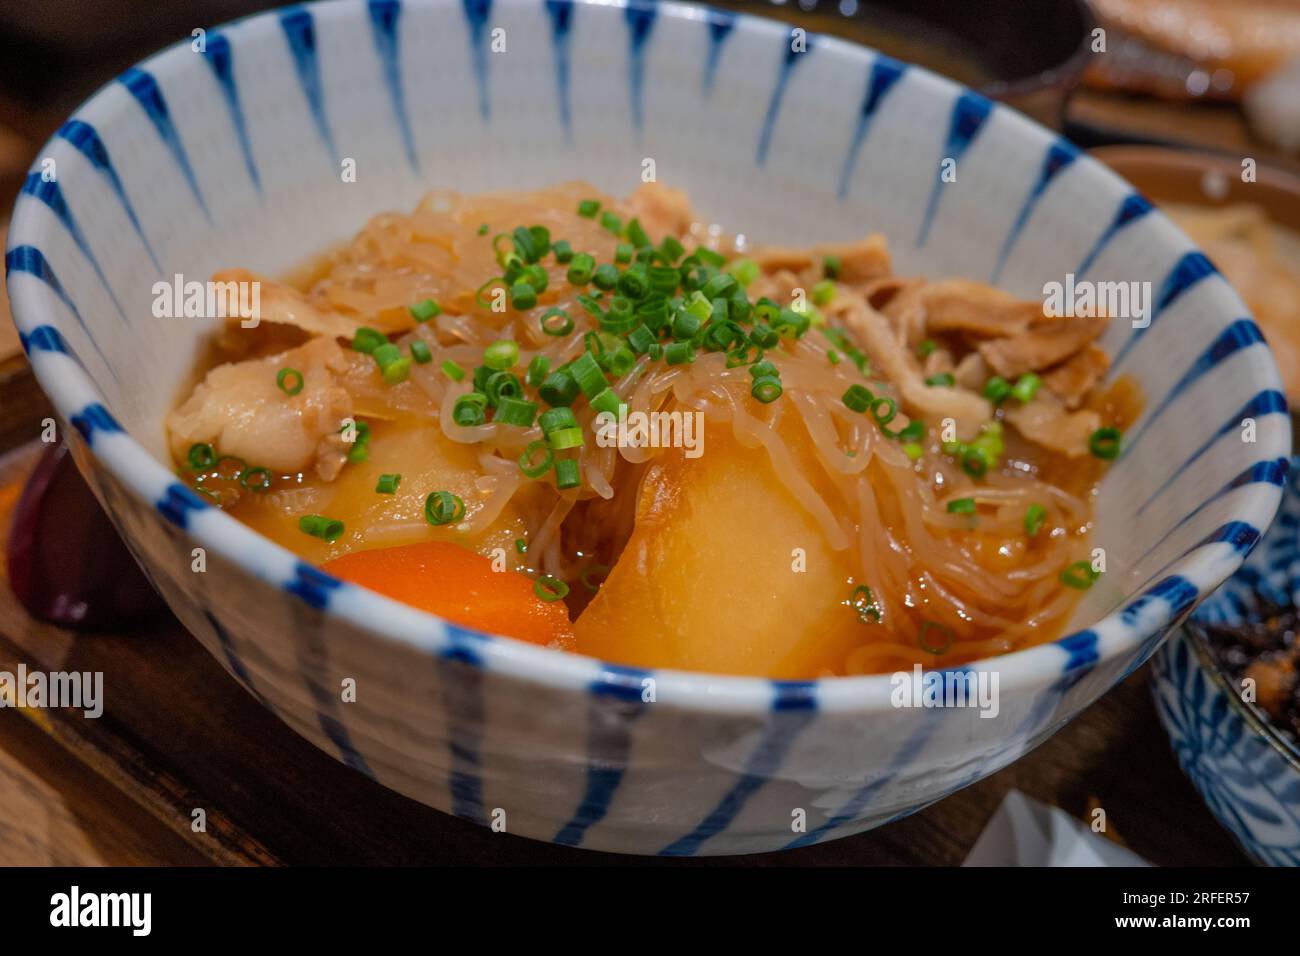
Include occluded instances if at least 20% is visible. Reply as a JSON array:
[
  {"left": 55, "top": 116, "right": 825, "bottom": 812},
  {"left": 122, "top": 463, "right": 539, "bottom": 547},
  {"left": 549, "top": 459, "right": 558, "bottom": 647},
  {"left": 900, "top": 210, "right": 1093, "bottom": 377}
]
[
  {"left": 1153, "top": 468, "right": 1300, "bottom": 866},
  {"left": 6, "top": 0, "right": 1291, "bottom": 855}
]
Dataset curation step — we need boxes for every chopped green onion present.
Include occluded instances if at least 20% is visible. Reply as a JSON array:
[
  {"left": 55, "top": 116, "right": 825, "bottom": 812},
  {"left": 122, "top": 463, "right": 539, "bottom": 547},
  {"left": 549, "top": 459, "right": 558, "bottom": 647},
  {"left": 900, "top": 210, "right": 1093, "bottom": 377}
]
[
  {"left": 441, "top": 359, "right": 466, "bottom": 382},
  {"left": 526, "top": 355, "right": 550, "bottom": 388},
  {"left": 424, "top": 491, "right": 465, "bottom": 526},
  {"left": 615, "top": 242, "right": 634, "bottom": 264},
  {"left": 567, "top": 254, "right": 596, "bottom": 285},
  {"left": 1089, "top": 426, "right": 1122, "bottom": 460},
  {"left": 946, "top": 497, "right": 977, "bottom": 514},
  {"left": 1024, "top": 503, "right": 1047, "bottom": 537},
  {"left": 409, "top": 299, "right": 441, "bottom": 322},
  {"left": 1060, "top": 561, "right": 1100, "bottom": 590},
  {"left": 240, "top": 467, "right": 272, "bottom": 491},
  {"left": 495, "top": 397, "right": 538, "bottom": 427},
  {"left": 509, "top": 280, "right": 537, "bottom": 311},
  {"left": 352, "top": 327, "right": 387, "bottom": 354},
  {"left": 539, "top": 370, "right": 580, "bottom": 407},
  {"left": 375, "top": 473, "right": 401, "bottom": 495},
  {"left": 589, "top": 387, "right": 626, "bottom": 418},
  {"left": 547, "top": 427, "right": 585, "bottom": 450},
  {"left": 536, "top": 308, "right": 572, "bottom": 337},
  {"left": 452, "top": 393, "right": 488, "bottom": 427},
  {"left": 823, "top": 255, "right": 842, "bottom": 279},
  {"left": 519, "top": 440, "right": 554, "bottom": 479},
  {"left": 812, "top": 279, "right": 836, "bottom": 306},
  {"left": 843, "top": 384, "right": 874, "bottom": 413},
  {"left": 1011, "top": 372, "right": 1041, "bottom": 403},
  {"left": 659, "top": 235, "right": 685, "bottom": 263},
  {"left": 924, "top": 372, "right": 955, "bottom": 387},
  {"left": 477, "top": 223, "right": 489, "bottom": 236},
  {"left": 896, "top": 419, "right": 926, "bottom": 443},
  {"left": 870, "top": 397, "right": 897, "bottom": 427},
  {"left": 299, "top": 514, "right": 344, "bottom": 542},
  {"left": 373, "top": 343, "right": 411, "bottom": 385},
  {"left": 850, "top": 584, "right": 881, "bottom": 623},
  {"left": 983, "top": 376, "right": 1012, "bottom": 403},
  {"left": 187, "top": 442, "right": 217, "bottom": 471},
  {"left": 626, "top": 218, "right": 651, "bottom": 249},
  {"left": 535, "top": 575, "right": 570, "bottom": 601},
  {"left": 484, "top": 339, "right": 520, "bottom": 370},
  {"left": 918, "top": 620, "right": 954, "bottom": 655},
  {"left": 664, "top": 341, "right": 695, "bottom": 366},
  {"left": 554, "top": 458, "right": 582, "bottom": 489},
  {"left": 577, "top": 199, "right": 601, "bottom": 218},
  {"left": 276, "top": 367, "right": 304, "bottom": 396},
  {"left": 917, "top": 339, "right": 937, "bottom": 359},
  {"left": 902, "top": 442, "right": 924, "bottom": 460},
  {"left": 553, "top": 239, "right": 574, "bottom": 264},
  {"left": 484, "top": 370, "right": 522, "bottom": 406},
  {"left": 592, "top": 263, "right": 620, "bottom": 291},
  {"left": 600, "top": 211, "right": 622, "bottom": 235},
  {"left": 539, "top": 406, "right": 578, "bottom": 435},
  {"left": 410, "top": 340, "right": 433, "bottom": 365},
  {"left": 570, "top": 352, "right": 607, "bottom": 398},
  {"left": 726, "top": 258, "right": 760, "bottom": 287},
  {"left": 515, "top": 538, "right": 528, "bottom": 554},
  {"left": 752, "top": 376, "right": 783, "bottom": 404}
]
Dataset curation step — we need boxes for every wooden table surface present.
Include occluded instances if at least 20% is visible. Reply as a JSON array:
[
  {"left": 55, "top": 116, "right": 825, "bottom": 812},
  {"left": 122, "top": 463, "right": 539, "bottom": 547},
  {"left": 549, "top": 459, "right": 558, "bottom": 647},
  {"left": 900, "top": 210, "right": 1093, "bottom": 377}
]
[{"left": 0, "top": 7, "right": 1283, "bottom": 867}]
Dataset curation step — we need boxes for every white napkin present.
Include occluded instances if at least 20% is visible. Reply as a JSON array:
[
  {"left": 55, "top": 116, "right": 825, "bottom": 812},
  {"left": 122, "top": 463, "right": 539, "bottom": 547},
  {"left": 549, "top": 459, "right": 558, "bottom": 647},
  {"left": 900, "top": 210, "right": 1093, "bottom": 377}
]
[{"left": 963, "top": 790, "right": 1150, "bottom": 867}]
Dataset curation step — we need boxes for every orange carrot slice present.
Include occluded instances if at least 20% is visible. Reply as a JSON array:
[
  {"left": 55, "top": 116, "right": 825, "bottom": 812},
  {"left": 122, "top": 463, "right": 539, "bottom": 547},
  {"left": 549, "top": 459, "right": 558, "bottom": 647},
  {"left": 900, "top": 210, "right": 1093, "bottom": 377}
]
[{"left": 323, "top": 541, "right": 574, "bottom": 649}]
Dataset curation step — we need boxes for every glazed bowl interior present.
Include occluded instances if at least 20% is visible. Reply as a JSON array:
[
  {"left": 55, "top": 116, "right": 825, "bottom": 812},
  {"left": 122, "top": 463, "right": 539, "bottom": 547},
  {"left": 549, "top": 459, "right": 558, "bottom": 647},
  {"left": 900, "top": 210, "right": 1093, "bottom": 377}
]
[{"left": 4, "top": 0, "right": 1293, "bottom": 853}]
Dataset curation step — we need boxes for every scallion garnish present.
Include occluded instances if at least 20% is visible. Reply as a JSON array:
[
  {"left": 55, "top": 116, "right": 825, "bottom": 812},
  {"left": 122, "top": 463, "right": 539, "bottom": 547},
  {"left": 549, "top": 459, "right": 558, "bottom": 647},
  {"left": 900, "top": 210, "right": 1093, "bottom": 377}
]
[
  {"left": 534, "top": 575, "right": 570, "bottom": 602},
  {"left": 484, "top": 339, "right": 520, "bottom": 371},
  {"left": 1060, "top": 561, "right": 1099, "bottom": 590},
  {"left": 1089, "top": 426, "right": 1122, "bottom": 460},
  {"left": 372, "top": 343, "right": 411, "bottom": 385},
  {"left": 241, "top": 467, "right": 272, "bottom": 491},
  {"left": 441, "top": 359, "right": 465, "bottom": 381},
  {"left": 352, "top": 327, "right": 386, "bottom": 354},
  {"left": 187, "top": 442, "right": 217, "bottom": 471},
  {"left": 577, "top": 199, "right": 600, "bottom": 218},
  {"left": 496, "top": 397, "right": 538, "bottom": 427},
  {"left": 410, "top": 340, "right": 433, "bottom": 364},
  {"left": 276, "top": 367, "right": 304, "bottom": 396},
  {"left": 554, "top": 458, "right": 581, "bottom": 489},
  {"left": 946, "top": 497, "right": 976, "bottom": 514},
  {"left": 519, "top": 440, "right": 554, "bottom": 479},
  {"left": 375, "top": 473, "right": 401, "bottom": 495},
  {"left": 1011, "top": 372, "right": 1041, "bottom": 403},
  {"left": 299, "top": 514, "right": 344, "bottom": 542},
  {"left": 924, "top": 372, "right": 955, "bottom": 387},
  {"left": 424, "top": 491, "right": 465, "bottom": 526},
  {"left": 409, "top": 299, "right": 441, "bottom": 322},
  {"left": 918, "top": 620, "right": 954, "bottom": 654},
  {"left": 1024, "top": 503, "right": 1047, "bottom": 537}
]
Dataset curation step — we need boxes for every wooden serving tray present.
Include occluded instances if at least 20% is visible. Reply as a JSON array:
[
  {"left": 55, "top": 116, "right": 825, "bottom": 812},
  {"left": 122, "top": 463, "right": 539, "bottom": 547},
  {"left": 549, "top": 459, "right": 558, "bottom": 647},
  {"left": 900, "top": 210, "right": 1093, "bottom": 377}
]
[{"left": 0, "top": 350, "right": 1249, "bottom": 865}]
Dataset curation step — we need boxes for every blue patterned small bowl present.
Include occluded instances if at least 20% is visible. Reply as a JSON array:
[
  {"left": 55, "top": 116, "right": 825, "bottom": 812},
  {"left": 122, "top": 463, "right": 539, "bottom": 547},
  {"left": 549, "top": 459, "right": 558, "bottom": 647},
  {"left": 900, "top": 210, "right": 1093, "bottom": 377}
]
[
  {"left": 1154, "top": 458, "right": 1300, "bottom": 866},
  {"left": 6, "top": 0, "right": 1292, "bottom": 854}
]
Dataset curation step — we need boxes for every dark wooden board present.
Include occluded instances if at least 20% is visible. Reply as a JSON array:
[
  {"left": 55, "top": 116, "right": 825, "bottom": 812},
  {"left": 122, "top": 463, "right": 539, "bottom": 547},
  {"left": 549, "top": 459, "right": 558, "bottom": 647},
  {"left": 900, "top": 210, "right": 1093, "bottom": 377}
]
[{"left": 0, "top": 410, "right": 1249, "bottom": 865}]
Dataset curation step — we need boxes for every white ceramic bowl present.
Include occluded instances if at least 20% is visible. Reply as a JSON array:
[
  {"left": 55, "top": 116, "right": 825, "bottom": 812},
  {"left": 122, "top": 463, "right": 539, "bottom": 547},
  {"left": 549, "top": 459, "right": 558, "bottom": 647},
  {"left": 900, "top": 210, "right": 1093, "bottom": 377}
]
[{"left": 7, "top": 0, "right": 1291, "bottom": 855}]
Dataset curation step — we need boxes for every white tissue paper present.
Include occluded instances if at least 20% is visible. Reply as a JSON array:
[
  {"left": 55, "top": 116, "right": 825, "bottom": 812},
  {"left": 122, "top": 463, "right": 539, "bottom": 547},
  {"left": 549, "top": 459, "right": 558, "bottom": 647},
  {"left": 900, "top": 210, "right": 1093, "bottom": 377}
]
[{"left": 963, "top": 790, "right": 1150, "bottom": 867}]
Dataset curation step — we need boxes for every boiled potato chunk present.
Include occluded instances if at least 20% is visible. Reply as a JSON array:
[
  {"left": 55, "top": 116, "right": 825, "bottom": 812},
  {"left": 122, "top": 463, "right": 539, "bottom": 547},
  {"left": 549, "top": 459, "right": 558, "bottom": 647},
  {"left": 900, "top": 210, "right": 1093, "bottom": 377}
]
[
  {"left": 574, "top": 427, "right": 864, "bottom": 678},
  {"left": 232, "top": 416, "right": 535, "bottom": 567}
]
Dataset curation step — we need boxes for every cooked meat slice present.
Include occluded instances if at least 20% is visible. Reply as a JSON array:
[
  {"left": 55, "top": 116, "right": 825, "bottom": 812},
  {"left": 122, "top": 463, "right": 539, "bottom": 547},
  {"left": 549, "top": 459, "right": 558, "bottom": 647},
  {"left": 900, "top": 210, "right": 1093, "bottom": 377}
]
[
  {"left": 626, "top": 182, "right": 696, "bottom": 240},
  {"left": 978, "top": 316, "right": 1104, "bottom": 379},
  {"left": 923, "top": 280, "right": 1042, "bottom": 338},
  {"left": 840, "top": 302, "right": 992, "bottom": 439},
  {"left": 1042, "top": 344, "right": 1109, "bottom": 409},
  {"left": 1004, "top": 390, "right": 1101, "bottom": 457},
  {"left": 167, "top": 336, "right": 353, "bottom": 477}
]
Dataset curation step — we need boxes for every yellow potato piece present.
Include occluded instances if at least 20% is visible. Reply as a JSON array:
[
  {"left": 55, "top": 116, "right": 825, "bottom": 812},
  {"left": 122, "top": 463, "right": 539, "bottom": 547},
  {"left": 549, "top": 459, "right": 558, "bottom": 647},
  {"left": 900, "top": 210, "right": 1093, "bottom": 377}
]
[
  {"left": 231, "top": 416, "right": 534, "bottom": 568},
  {"left": 574, "top": 427, "right": 864, "bottom": 678}
]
